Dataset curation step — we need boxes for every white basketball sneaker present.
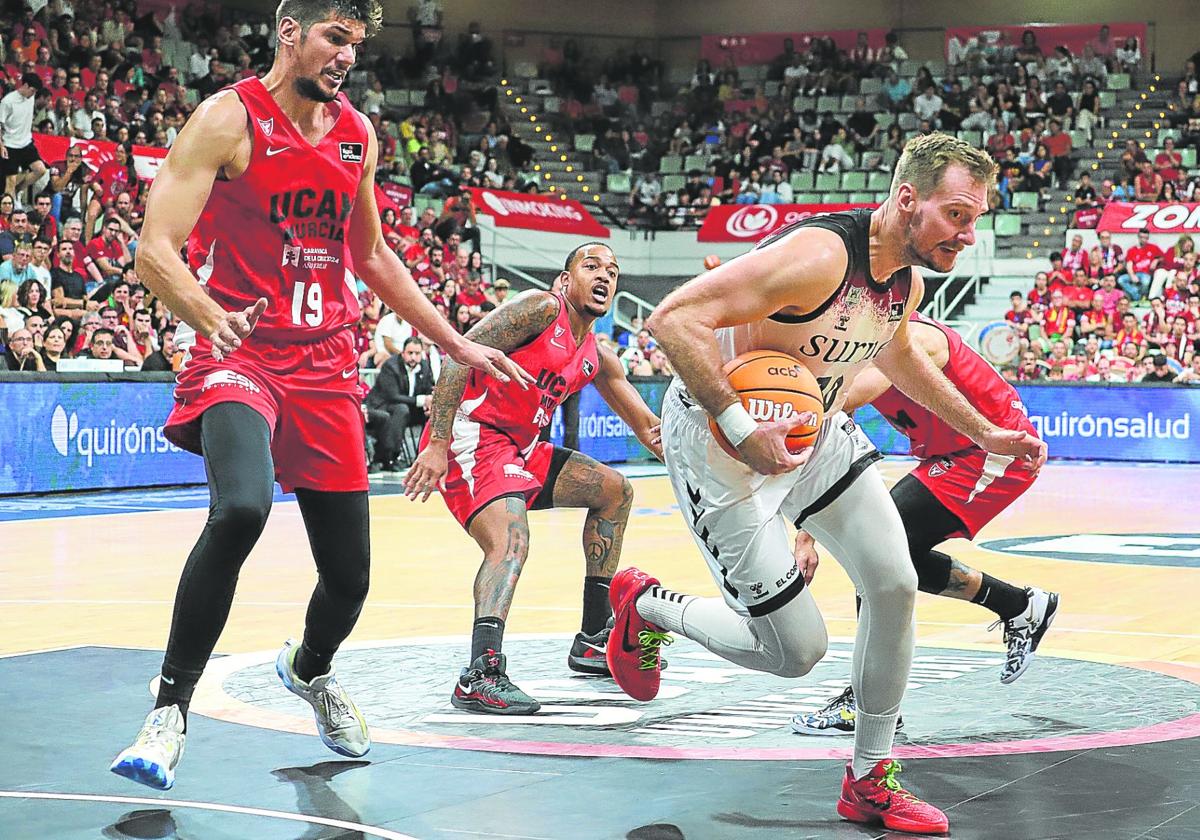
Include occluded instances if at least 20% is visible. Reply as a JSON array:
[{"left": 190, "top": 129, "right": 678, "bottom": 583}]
[
  {"left": 109, "top": 705, "right": 187, "bottom": 790},
  {"left": 994, "top": 587, "right": 1060, "bottom": 684},
  {"left": 276, "top": 639, "right": 370, "bottom": 757}
]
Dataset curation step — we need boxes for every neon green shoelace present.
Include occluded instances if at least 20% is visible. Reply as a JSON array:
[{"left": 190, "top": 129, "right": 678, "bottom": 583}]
[
  {"left": 877, "top": 760, "right": 921, "bottom": 803},
  {"left": 637, "top": 630, "right": 673, "bottom": 670}
]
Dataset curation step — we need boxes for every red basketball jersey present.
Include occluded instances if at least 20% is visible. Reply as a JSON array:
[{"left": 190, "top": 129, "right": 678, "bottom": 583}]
[
  {"left": 186, "top": 77, "right": 368, "bottom": 342},
  {"left": 458, "top": 292, "right": 599, "bottom": 452},
  {"left": 872, "top": 313, "right": 1028, "bottom": 459}
]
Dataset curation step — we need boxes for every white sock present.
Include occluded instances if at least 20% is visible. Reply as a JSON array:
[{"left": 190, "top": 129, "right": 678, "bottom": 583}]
[
  {"left": 635, "top": 585, "right": 696, "bottom": 634},
  {"left": 852, "top": 709, "right": 899, "bottom": 779}
]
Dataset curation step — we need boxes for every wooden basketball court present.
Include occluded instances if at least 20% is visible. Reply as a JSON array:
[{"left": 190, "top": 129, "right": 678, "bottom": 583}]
[{"left": 2, "top": 459, "right": 1199, "bottom": 838}]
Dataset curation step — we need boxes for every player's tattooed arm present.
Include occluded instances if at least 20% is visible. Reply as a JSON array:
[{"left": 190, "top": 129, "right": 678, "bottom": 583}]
[{"left": 406, "top": 292, "right": 560, "bottom": 501}]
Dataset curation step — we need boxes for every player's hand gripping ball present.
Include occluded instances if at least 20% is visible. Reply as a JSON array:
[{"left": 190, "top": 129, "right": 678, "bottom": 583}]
[{"left": 708, "top": 350, "right": 824, "bottom": 460}]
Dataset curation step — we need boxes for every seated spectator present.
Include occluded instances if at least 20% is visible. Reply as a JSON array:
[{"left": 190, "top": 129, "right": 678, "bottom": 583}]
[
  {"left": 1029, "top": 271, "right": 1053, "bottom": 306},
  {"left": 87, "top": 219, "right": 130, "bottom": 280},
  {"left": 1155, "top": 137, "right": 1183, "bottom": 185},
  {"left": 39, "top": 322, "right": 68, "bottom": 371},
  {"left": 1044, "top": 289, "right": 1076, "bottom": 339},
  {"left": 1174, "top": 353, "right": 1200, "bottom": 384},
  {"left": 1094, "top": 230, "right": 1124, "bottom": 276},
  {"left": 1135, "top": 160, "right": 1163, "bottom": 200},
  {"left": 1115, "top": 312, "right": 1148, "bottom": 349},
  {"left": 365, "top": 336, "right": 434, "bottom": 471},
  {"left": 1063, "top": 268, "right": 1095, "bottom": 313},
  {"left": 140, "top": 324, "right": 176, "bottom": 371},
  {"left": 1115, "top": 37, "right": 1141, "bottom": 74},
  {"left": 986, "top": 117, "right": 1016, "bottom": 160},
  {"left": 1120, "top": 229, "right": 1163, "bottom": 299},
  {"left": 1061, "top": 234, "right": 1088, "bottom": 273},
  {"left": 1041, "top": 119, "right": 1073, "bottom": 186},
  {"left": 3, "top": 326, "right": 43, "bottom": 371},
  {"left": 878, "top": 70, "right": 911, "bottom": 112},
  {"left": 1141, "top": 353, "right": 1177, "bottom": 382},
  {"left": 1074, "top": 173, "right": 1097, "bottom": 208},
  {"left": 1151, "top": 234, "right": 1196, "bottom": 298},
  {"left": 912, "top": 84, "right": 943, "bottom": 124}
]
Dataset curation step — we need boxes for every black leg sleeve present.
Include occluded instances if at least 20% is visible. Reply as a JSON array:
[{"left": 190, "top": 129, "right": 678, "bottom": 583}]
[
  {"left": 890, "top": 473, "right": 967, "bottom": 595},
  {"left": 293, "top": 488, "right": 371, "bottom": 663},
  {"left": 159, "top": 403, "right": 275, "bottom": 704}
]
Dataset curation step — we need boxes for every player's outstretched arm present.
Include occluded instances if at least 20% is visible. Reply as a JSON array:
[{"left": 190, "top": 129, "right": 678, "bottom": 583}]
[
  {"left": 403, "top": 291, "right": 561, "bottom": 501},
  {"left": 135, "top": 92, "right": 267, "bottom": 360},
  {"left": 875, "top": 274, "right": 1046, "bottom": 471},
  {"left": 347, "top": 126, "right": 533, "bottom": 388},
  {"left": 592, "top": 344, "right": 662, "bottom": 460},
  {"left": 648, "top": 228, "right": 845, "bottom": 475},
  {"left": 844, "top": 322, "right": 949, "bottom": 411}
]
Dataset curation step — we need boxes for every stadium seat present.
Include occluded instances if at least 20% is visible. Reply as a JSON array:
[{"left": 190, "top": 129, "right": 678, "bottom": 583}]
[
  {"left": 815, "top": 172, "right": 840, "bottom": 191},
  {"left": 1158, "top": 129, "right": 1181, "bottom": 145},
  {"left": 873, "top": 191, "right": 890, "bottom": 202},
  {"left": 543, "top": 96, "right": 561, "bottom": 113},
  {"left": 684, "top": 154, "right": 710, "bottom": 172},
  {"left": 848, "top": 192, "right": 876, "bottom": 203},
  {"left": 793, "top": 95, "right": 817, "bottom": 112},
  {"left": 957, "top": 131, "right": 983, "bottom": 147},
  {"left": 790, "top": 171, "right": 815, "bottom": 191},
  {"left": 384, "top": 89, "right": 409, "bottom": 107},
  {"left": 408, "top": 90, "right": 425, "bottom": 106},
  {"left": 1181, "top": 148, "right": 1198, "bottom": 168},
  {"left": 574, "top": 134, "right": 595, "bottom": 153},
  {"left": 868, "top": 170, "right": 892, "bottom": 191},
  {"left": 822, "top": 192, "right": 848, "bottom": 203},
  {"left": 1098, "top": 90, "right": 1116, "bottom": 109},
  {"left": 994, "top": 214, "right": 1022, "bottom": 236},
  {"left": 1107, "top": 73, "right": 1130, "bottom": 90},
  {"left": 1070, "top": 129, "right": 1090, "bottom": 147},
  {"left": 1011, "top": 191, "right": 1040, "bottom": 211},
  {"left": 898, "top": 112, "right": 919, "bottom": 131},
  {"left": 817, "top": 95, "right": 841, "bottom": 113},
  {"left": 875, "top": 113, "right": 895, "bottom": 129},
  {"left": 764, "top": 81, "right": 781, "bottom": 98},
  {"left": 859, "top": 78, "right": 882, "bottom": 96},
  {"left": 840, "top": 95, "right": 859, "bottom": 112},
  {"left": 976, "top": 214, "right": 994, "bottom": 230},
  {"left": 513, "top": 61, "right": 538, "bottom": 78},
  {"left": 793, "top": 192, "right": 822, "bottom": 204},
  {"left": 662, "top": 174, "right": 687, "bottom": 192},
  {"left": 659, "top": 154, "right": 683, "bottom": 174},
  {"left": 606, "top": 172, "right": 632, "bottom": 193},
  {"left": 840, "top": 171, "right": 867, "bottom": 191}
]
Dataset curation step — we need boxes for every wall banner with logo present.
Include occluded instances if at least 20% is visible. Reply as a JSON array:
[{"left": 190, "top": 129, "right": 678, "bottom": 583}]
[
  {"left": 0, "top": 379, "right": 204, "bottom": 495},
  {"left": 467, "top": 188, "right": 610, "bottom": 238},
  {"left": 1097, "top": 202, "right": 1200, "bottom": 234},
  {"left": 697, "top": 203, "right": 876, "bottom": 243},
  {"left": 32, "top": 133, "right": 168, "bottom": 182}
]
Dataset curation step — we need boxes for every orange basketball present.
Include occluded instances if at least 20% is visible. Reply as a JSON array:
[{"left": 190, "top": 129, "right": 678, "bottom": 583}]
[{"left": 708, "top": 349, "right": 824, "bottom": 460}]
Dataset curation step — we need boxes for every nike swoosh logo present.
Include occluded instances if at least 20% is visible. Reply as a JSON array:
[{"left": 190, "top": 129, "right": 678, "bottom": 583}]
[
  {"left": 578, "top": 641, "right": 605, "bottom": 654},
  {"left": 549, "top": 338, "right": 566, "bottom": 349},
  {"left": 266, "top": 147, "right": 288, "bottom": 157},
  {"left": 160, "top": 675, "right": 175, "bottom": 685},
  {"left": 342, "top": 367, "right": 359, "bottom": 379}
]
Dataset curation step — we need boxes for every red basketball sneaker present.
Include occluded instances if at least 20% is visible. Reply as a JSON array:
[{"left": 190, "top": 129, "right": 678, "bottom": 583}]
[
  {"left": 606, "top": 567, "right": 672, "bottom": 701},
  {"left": 837, "top": 759, "right": 948, "bottom": 835}
]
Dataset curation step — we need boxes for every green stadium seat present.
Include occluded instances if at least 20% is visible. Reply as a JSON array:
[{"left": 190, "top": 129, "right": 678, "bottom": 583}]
[
  {"left": 848, "top": 192, "right": 876, "bottom": 204},
  {"left": 659, "top": 154, "right": 683, "bottom": 174},
  {"left": 1107, "top": 73, "right": 1130, "bottom": 90},
  {"left": 868, "top": 170, "right": 892, "bottom": 191},
  {"left": 1158, "top": 129, "right": 1181, "bottom": 145},
  {"left": 384, "top": 89, "right": 409, "bottom": 107},
  {"left": 574, "top": 133, "right": 595, "bottom": 153},
  {"left": 821, "top": 192, "right": 848, "bottom": 203},
  {"left": 957, "top": 131, "right": 983, "bottom": 147},
  {"left": 606, "top": 172, "right": 631, "bottom": 193},
  {"left": 859, "top": 78, "right": 882, "bottom": 96},
  {"left": 793, "top": 192, "right": 822, "bottom": 204},
  {"left": 1181, "top": 148, "right": 1198, "bottom": 168},
  {"left": 1098, "top": 90, "right": 1116, "bottom": 109},
  {"left": 840, "top": 171, "right": 867, "bottom": 191},
  {"left": 408, "top": 90, "right": 425, "bottom": 106},
  {"left": 790, "top": 171, "right": 815, "bottom": 191},
  {"left": 975, "top": 214, "right": 994, "bottom": 230},
  {"left": 817, "top": 95, "right": 841, "bottom": 113},
  {"left": 994, "top": 213, "right": 1022, "bottom": 236},
  {"left": 684, "top": 154, "right": 710, "bottom": 172},
  {"left": 1011, "top": 191, "right": 1040, "bottom": 211},
  {"left": 815, "top": 172, "right": 840, "bottom": 191},
  {"left": 662, "top": 174, "right": 686, "bottom": 192},
  {"left": 875, "top": 112, "right": 895, "bottom": 129},
  {"left": 873, "top": 191, "right": 890, "bottom": 202}
]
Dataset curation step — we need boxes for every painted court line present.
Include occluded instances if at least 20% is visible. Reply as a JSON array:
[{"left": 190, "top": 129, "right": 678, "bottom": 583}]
[{"left": 0, "top": 791, "right": 420, "bottom": 840}]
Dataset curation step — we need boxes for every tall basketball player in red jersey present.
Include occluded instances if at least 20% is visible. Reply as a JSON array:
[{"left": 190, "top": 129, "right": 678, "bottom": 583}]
[
  {"left": 404, "top": 243, "right": 663, "bottom": 714},
  {"left": 110, "top": 0, "right": 529, "bottom": 791},
  {"left": 791, "top": 311, "right": 1059, "bottom": 736}
]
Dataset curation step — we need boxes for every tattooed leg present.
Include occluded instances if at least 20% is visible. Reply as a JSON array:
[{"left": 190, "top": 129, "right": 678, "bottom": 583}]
[
  {"left": 937, "top": 558, "right": 983, "bottom": 601},
  {"left": 467, "top": 496, "right": 531, "bottom": 620},
  {"left": 548, "top": 451, "right": 635, "bottom": 577}
]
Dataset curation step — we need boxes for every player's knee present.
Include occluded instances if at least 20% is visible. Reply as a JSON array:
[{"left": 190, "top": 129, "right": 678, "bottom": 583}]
[
  {"left": 212, "top": 495, "right": 271, "bottom": 540},
  {"left": 864, "top": 560, "right": 919, "bottom": 606},
  {"left": 608, "top": 473, "right": 635, "bottom": 515}
]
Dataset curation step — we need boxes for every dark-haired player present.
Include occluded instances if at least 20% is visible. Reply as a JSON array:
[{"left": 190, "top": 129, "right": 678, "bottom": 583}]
[
  {"left": 110, "top": 0, "right": 528, "bottom": 790},
  {"left": 404, "top": 242, "right": 662, "bottom": 714},
  {"left": 792, "top": 311, "right": 1058, "bottom": 736}
]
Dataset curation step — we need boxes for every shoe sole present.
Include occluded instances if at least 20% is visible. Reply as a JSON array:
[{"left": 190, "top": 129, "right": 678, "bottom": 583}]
[
  {"left": 110, "top": 755, "right": 174, "bottom": 791},
  {"left": 568, "top": 653, "right": 671, "bottom": 676},
  {"left": 451, "top": 693, "right": 541, "bottom": 715},
  {"left": 1000, "top": 593, "right": 1060, "bottom": 685},
  {"left": 276, "top": 647, "right": 371, "bottom": 757},
  {"left": 837, "top": 797, "right": 948, "bottom": 834}
]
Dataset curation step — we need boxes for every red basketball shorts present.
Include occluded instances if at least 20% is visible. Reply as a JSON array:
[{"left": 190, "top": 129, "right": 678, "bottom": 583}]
[
  {"left": 165, "top": 328, "right": 367, "bottom": 493},
  {"left": 419, "top": 421, "right": 557, "bottom": 530},
  {"left": 912, "top": 424, "right": 1039, "bottom": 539}
]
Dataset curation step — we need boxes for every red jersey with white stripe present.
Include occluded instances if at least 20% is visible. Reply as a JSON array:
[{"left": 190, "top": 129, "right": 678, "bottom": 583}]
[
  {"left": 186, "top": 76, "right": 368, "bottom": 342},
  {"left": 456, "top": 291, "right": 599, "bottom": 453},
  {"left": 872, "top": 313, "right": 1029, "bottom": 458}
]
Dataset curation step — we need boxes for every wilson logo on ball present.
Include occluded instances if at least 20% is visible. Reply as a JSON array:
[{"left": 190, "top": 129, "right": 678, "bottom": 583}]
[{"left": 746, "top": 399, "right": 795, "bottom": 422}]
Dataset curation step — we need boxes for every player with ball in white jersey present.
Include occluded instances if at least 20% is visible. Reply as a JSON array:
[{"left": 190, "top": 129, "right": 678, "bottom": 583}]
[{"left": 605, "top": 134, "right": 1046, "bottom": 835}]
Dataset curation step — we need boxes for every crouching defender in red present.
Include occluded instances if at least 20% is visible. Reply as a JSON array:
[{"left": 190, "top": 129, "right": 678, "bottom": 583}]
[
  {"left": 405, "top": 242, "right": 663, "bottom": 714},
  {"left": 792, "top": 311, "right": 1059, "bottom": 736}
]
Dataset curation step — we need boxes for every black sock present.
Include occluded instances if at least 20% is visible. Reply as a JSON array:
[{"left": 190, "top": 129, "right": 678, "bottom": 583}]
[
  {"left": 972, "top": 574, "right": 1029, "bottom": 621},
  {"left": 155, "top": 663, "right": 201, "bottom": 731},
  {"left": 293, "top": 641, "right": 333, "bottom": 683},
  {"left": 582, "top": 576, "right": 612, "bottom": 635},
  {"left": 471, "top": 616, "right": 505, "bottom": 664}
]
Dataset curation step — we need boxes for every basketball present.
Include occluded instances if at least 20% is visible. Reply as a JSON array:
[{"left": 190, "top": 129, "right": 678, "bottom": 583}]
[{"left": 708, "top": 349, "right": 824, "bottom": 460}]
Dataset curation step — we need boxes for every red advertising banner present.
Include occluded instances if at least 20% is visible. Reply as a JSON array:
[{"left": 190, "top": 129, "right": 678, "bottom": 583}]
[
  {"left": 1097, "top": 202, "right": 1200, "bottom": 233},
  {"left": 701, "top": 29, "right": 889, "bottom": 69},
  {"left": 468, "top": 188, "right": 609, "bottom": 238},
  {"left": 944, "top": 22, "right": 1145, "bottom": 62},
  {"left": 698, "top": 203, "right": 876, "bottom": 243},
  {"left": 32, "top": 133, "right": 168, "bottom": 181},
  {"left": 376, "top": 181, "right": 413, "bottom": 213}
]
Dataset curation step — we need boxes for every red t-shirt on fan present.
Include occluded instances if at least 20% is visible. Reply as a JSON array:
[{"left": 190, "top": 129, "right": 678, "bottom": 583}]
[
  {"left": 458, "top": 291, "right": 599, "bottom": 450},
  {"left": 186, "top": 77, "right": 368, "bottom": 342},
  {"left": 872, "top": 313, "right": 1027, "bottom": 459}
]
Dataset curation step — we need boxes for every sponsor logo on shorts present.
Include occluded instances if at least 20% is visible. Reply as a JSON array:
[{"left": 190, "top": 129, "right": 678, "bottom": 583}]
[
  {"left": 503, "top": 463, "right": 535, "bottom": 482},
  {"left": 202, "top": 370, "right": 261, "bottom": 394},
  {"left": 339, "top": 142, "right": 364, "bottom": 163},
  {"left": 774, "top": 562, "right": 798, "bottom": 590},
  {"left": 747, "top": 581, "right": 766, "bottom": 599}
]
